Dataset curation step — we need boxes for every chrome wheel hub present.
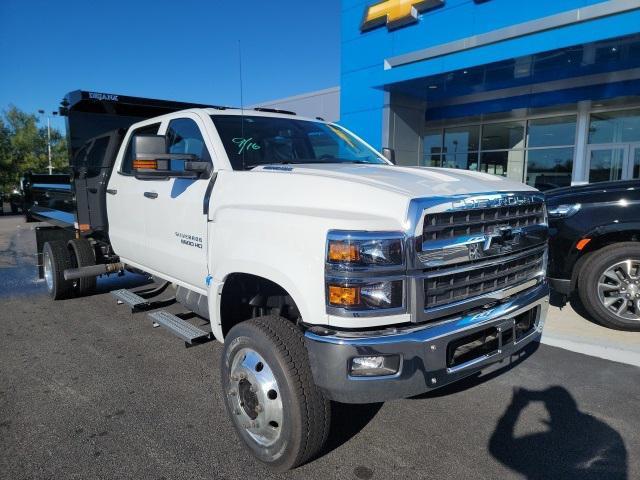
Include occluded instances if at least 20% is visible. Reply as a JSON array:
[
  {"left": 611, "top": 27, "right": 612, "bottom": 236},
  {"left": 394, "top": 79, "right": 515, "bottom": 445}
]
[
  {"left": 43, "top": 250, "right": 53, "bottom": 291},
  {"left": 597, "top": 259, "right": 640, "bottom": 322},
  {"left": 228, "top": 348, "right": 283, "bottom": 447}
]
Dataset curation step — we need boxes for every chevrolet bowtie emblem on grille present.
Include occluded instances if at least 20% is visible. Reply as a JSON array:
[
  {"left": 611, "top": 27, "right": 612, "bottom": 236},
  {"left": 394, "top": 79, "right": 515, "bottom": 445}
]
[
  {"left": 468, "top": 226, "right": 523, "bottom": 260},
  {"left": 361, "top": 0, "right": 444, "bottom": 31}
]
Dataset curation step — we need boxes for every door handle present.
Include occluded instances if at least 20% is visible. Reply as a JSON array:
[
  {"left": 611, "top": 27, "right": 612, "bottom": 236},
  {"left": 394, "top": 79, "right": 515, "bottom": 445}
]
[
  {"left": 144, "top": 191, "right": 158, "bottom": 199},
  {"left": 106, "top": 189, "right": 117, "bottom": 195}
]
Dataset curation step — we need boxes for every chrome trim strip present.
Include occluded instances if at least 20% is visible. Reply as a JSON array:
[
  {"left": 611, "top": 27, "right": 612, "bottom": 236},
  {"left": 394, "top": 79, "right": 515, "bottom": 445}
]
[{"left": 385, "top": 0, "right": 640, "bottom": 69}]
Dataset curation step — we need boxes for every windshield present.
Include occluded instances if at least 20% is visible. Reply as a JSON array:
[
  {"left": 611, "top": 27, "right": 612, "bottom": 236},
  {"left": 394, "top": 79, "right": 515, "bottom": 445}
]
[{"left": 210, "top": 115, "right": 388, "bottom": 170}]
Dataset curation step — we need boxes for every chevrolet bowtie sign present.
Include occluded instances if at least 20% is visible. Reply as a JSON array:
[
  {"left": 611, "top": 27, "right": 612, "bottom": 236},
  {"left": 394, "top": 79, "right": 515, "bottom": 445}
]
[{"left": 361, "top": 0, "right": 445, "bottom": 31}]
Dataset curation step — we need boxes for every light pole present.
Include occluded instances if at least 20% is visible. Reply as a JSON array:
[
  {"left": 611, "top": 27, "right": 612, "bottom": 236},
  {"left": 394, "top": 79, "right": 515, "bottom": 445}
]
[{"left": 38, "top": 110, "right": 58, "bottom": 175}]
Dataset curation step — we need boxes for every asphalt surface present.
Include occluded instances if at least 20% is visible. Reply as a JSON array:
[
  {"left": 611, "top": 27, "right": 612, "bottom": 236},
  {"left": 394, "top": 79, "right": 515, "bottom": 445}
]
[{"left": 1, "top": 215, "right": 639, "bottom": 480}]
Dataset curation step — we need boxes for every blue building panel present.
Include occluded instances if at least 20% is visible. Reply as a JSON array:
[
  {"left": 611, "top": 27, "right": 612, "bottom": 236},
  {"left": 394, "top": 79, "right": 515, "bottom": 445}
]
[{"left": 340, "top": 0, "right": 640, "bottom": 148}]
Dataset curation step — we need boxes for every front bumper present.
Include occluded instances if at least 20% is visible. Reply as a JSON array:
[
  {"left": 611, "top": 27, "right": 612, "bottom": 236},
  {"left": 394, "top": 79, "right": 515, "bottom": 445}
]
[{"left": 305, "top": 283, "right": 549, "bottom": 403}]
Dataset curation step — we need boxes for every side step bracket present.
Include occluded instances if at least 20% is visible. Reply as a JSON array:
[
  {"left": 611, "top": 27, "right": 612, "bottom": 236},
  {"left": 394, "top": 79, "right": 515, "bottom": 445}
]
[{"left": 148, "top": 311, "right": 213, "bottom": 347}]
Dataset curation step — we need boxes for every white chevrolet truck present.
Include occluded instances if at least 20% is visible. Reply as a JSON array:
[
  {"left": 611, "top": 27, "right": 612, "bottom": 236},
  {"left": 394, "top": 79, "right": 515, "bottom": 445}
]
[{"left": 28, "top": 91, "right": 549, "bottom": 470}]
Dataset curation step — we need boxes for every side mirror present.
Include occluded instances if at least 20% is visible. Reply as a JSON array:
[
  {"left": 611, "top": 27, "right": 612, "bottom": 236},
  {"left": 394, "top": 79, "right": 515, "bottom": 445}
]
[
  {"left": 132, "top": 134, "right": 207, "bottom": 179},
  {"left": 382, "top": 147, "right": 396, "bottom": 165}
]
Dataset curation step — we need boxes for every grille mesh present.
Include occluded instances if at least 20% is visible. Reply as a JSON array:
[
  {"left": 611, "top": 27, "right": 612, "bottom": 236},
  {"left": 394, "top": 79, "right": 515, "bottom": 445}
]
[
  {"left": 423, "top": 202, "right": 544, "bottom": 242},
  {"left": 424, "top": 250, "right": 544, "bottom": 310}
]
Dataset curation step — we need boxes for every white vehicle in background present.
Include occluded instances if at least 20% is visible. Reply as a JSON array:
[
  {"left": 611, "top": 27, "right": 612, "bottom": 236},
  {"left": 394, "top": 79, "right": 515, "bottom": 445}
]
[{"left": 31, "top": 91, "right": 549, "bottom": 470}]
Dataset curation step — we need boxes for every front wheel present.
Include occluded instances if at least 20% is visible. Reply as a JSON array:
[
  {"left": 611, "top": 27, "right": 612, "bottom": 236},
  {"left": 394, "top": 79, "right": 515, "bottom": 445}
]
[
  {"left": 221, "top": 316, "right": 330, "bottom": 471},
  {"left": 578, "top": 242, "right": 640, "bottom": 331}
]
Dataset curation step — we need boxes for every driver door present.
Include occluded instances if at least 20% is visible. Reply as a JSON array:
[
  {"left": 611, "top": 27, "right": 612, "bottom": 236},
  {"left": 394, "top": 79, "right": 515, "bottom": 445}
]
[{"left": 142, "top": 114, "right": 214, "bottom": 292}]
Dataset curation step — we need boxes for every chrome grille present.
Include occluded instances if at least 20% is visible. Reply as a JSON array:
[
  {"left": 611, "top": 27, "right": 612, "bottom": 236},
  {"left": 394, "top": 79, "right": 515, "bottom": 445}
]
[
  {"left": 424, "top": 248, "right": 545, "bottom": 310},
  {"left": 423, "top": 202, "right": 545, "bottom": 242},
  {"left": 412, "top": 192, "right": 548, "bottom": 323}
]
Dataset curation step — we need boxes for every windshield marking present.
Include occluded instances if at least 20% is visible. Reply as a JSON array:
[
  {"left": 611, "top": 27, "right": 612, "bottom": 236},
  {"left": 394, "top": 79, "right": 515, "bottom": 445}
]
[{"left": 232, "top": 137, "right": 261, "bottom": 155}]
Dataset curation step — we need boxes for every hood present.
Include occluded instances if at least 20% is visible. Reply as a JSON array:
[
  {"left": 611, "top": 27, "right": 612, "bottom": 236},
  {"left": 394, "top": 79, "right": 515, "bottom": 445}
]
[{"left": 251, "top": 163, "right": 537, "bottom": 198}]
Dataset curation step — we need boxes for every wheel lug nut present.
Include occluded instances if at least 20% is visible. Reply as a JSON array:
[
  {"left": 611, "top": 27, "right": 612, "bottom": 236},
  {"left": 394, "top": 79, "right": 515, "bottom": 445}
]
[{"left": 239, "top": 372, "right": 247, "bottom": 380}]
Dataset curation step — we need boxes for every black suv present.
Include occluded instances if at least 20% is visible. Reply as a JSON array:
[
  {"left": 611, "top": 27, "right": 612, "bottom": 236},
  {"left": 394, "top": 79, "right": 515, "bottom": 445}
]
[{"left": 546, "top": 180, "right": 640, "bottom": 331}]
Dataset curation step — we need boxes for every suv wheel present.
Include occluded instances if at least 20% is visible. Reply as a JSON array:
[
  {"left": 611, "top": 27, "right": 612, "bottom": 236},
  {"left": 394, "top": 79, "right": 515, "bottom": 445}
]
[
  {"left": 221, "top": 316, "right": 330, "bottom": 471},
  {"left": 578, "top": 242, "right": 640, "bottom": 331}
]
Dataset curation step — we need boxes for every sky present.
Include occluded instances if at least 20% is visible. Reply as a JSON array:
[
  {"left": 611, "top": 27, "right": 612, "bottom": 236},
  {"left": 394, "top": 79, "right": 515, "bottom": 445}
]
[{"left": 0, "top": 0, "right": 341, "bottom": 131}]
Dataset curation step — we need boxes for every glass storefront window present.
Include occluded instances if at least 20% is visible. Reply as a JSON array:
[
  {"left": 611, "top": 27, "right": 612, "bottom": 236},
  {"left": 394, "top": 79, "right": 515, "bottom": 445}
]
[
  {"left": 588, "top": 147, "right": 626, "bottom": 183},
  {"left": 525, "top": 148, "right": 574, "bottom": 191},
  {"left": 441, "top": 153, "right": 479, "bottom": 171},
  {"left": 481, "top": 121, "right": 525, "bottom": 150},
  {"left": 444, "top": 126, "right": 479, "bottom": 153},
  {"left": 528, "top": 116, "right": 576, "bottom": 148},
  {"left": 480, "top": 150, "right": 524, "bottom": 181},
  {"left": 589, "top": 109, "right": 640, "bottom": 144}
]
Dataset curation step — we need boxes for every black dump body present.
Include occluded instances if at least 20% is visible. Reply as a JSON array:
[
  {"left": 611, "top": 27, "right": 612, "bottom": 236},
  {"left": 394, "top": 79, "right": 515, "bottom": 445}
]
[{"left": 24, "top": 90, "right": 222, "bottom": 239}]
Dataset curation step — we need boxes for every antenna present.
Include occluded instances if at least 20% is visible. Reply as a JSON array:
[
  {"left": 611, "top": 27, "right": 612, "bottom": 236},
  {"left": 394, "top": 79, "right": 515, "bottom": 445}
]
[{"left": 238, "top": 40, "right": 246, "bottom": 171}]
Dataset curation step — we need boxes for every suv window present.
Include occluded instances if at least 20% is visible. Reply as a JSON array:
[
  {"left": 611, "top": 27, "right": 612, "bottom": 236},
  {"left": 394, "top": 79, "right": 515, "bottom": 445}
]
[
  {"left": 121, "top": 123, "right": 161, "bottom": 174},
  {"left": 166, "top": 118, "right": 211, "bottom": 171}
]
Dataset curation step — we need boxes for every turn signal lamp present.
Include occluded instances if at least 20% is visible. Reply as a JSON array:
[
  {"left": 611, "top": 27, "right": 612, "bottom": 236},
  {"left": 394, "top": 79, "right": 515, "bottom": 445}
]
[
  {"left": 133, "top": 159, "right": 158, "bottom": 170},
  {"left": 329, "top": 242, "right": 360, "bottom": 262},
  {"left": 329, "top": 286, "right": 360, "bottom": 306}
]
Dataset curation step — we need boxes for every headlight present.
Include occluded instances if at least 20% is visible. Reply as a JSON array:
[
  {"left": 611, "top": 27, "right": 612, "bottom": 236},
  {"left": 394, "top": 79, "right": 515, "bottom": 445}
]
[
  {"left": 327, "top": 280, "right": 404, "bottom": 310},
  {"left": 547, "top": 203, "right": 581, "bottom": 218},
  {"left": 326, "top": 231, "right": 404, "bottom": 269}
]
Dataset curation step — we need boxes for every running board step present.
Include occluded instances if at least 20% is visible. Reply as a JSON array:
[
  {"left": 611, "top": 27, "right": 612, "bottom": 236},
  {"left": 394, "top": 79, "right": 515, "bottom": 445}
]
[
  {"left": 111, "top": 289, "right": 150, "bottom": 312},
  {"left": 148, "top": 311, "right": 212, "bottom": 346}
]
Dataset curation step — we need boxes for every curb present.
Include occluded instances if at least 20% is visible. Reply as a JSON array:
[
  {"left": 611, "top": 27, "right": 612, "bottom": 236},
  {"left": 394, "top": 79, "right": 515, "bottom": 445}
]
[{"left": 541, "top": 333, "right": 640, "bottom": 368}]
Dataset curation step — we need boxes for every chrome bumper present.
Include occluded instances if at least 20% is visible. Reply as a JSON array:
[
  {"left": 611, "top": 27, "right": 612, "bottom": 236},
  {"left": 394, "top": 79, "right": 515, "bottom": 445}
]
[{"left": 305, "top": 282, "right": 549, "bottom": 404}]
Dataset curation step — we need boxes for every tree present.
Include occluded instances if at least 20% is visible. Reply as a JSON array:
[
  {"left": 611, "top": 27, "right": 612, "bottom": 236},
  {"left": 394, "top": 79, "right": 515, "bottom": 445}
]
[{"left": 0, "top": 105, "right": 68, "bottom": 192}]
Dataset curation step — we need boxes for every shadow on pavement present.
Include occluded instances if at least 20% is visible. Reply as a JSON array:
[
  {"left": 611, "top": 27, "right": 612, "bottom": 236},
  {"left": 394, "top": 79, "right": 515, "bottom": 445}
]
[
  {"left": 320, "top": 402, "right": 384, "bottom": 457},
  {"left": 489, "top": 386, "right": 628, "bottom": 479}
]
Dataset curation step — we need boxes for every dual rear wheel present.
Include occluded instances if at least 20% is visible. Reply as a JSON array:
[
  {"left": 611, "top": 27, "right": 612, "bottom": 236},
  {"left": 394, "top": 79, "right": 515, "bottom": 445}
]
[{"left": 42, "top": 239, "right": 96, "bottom": 300}]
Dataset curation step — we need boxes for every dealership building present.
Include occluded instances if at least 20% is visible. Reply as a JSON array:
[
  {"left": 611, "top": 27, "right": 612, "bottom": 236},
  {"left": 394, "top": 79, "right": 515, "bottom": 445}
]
[{"left": 263, "top": 0, "right": 640, "bottom": 189}]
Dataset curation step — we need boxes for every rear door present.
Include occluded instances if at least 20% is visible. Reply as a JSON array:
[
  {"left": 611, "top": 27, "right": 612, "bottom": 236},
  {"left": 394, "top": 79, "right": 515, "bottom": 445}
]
[{"left": 142, "top": 114, "right": 214, "bottom": 292}]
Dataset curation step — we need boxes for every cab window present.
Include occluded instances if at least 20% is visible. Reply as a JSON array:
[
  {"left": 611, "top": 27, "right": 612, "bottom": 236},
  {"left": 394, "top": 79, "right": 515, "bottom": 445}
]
[{"left": 165, "top": 118, "right": 211, "bottom": 171}]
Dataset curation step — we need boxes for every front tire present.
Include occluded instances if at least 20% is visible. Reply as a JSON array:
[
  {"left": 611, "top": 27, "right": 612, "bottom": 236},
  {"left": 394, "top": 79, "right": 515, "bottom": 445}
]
[
  {"left": 578, "top": 242, "right": 640, "bottom": 331},
  {"left": 42, "top": 241, "right": 73, "bottom": 300},
  {"left": 221, "top": 316, "right": 330, "bottom": 471}
]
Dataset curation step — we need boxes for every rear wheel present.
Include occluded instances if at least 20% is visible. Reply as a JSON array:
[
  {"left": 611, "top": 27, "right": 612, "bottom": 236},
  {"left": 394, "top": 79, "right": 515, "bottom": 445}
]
[
  {"left": 43, "top": 241, "right": 73, "bottom": 300},
  {"left": 221, "top": 316, "right": 330, "bottom": 471},
  {"left": 578, "top": 242, "right": 640, "bottom": 331},
  {"left": 67, "top": 239, "right": 96, "bottom": 296}
]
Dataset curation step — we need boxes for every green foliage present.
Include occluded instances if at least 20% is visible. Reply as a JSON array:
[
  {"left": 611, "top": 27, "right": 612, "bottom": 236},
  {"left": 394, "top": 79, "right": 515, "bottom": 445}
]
[{"left": 0, "top": 106, "right": 68, "bottom": 193}]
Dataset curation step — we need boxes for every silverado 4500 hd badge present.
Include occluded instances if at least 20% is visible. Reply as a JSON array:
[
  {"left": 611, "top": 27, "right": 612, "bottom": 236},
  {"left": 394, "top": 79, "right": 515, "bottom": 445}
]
[{"left": 175, "top": 232, "right": 203, "bottom": 249}]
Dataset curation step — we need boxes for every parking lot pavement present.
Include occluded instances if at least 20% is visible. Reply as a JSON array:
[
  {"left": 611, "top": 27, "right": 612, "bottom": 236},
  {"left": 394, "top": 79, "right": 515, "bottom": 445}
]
[{"left": 1, "top": 215, "right": 639, "bottom": 480}]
